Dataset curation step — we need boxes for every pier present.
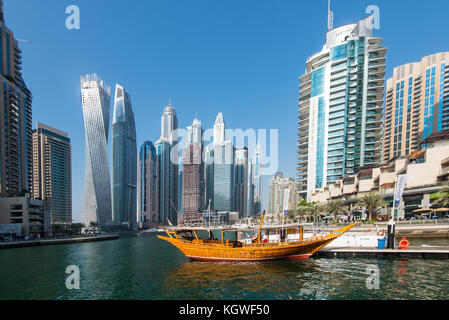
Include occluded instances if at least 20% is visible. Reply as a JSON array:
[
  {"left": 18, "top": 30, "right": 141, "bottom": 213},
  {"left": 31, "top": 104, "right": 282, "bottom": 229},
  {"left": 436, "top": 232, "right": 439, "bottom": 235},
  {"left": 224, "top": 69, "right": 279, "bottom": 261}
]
[
  {"left": 0, "top": 234, "right": 119, "bottom": 250},
  {"left": 315, "top": 246, "right": 449, "bottom": 259}
]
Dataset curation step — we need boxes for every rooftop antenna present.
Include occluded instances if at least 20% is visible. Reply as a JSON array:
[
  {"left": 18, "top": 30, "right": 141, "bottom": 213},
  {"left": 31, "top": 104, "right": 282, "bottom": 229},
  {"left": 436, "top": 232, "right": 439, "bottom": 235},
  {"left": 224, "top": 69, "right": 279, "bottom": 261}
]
[{"left": 328, "top": 0, "right": 334, "bottom": 31}]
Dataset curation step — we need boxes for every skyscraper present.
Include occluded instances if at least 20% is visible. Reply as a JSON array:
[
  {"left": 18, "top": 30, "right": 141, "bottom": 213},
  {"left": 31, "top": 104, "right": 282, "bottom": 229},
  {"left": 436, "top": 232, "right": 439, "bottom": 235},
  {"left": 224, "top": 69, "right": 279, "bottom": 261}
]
[
  {"left": 246, "top": 155, "right": 255, "bottom": 218},
  {"left": 383, "top": 52, "right": 449, "bottom": 162},
  {"left": 234, "top": 147, "right": 248, "bottom": 219},
  {"left": 181, "top": 118, "right": 204, "bottom": 224},
  {"left": 0, "top": 2, "right": 33, "bottom": 195},
  {"left": 80, "top": 74, "right": 112, "bottom": 230},
  {"left": 252, "top": 144, "right": 262, "bottom": 215},
  {"left": 156, "top": 103, "right": 179, "bottom": 225},
  {"left": 32, "top": 122, "right": 71, "bottom": 224},
  {"left": 112, "top": 84, "right": 137, "bottom": 230},
  {"left": 213, "top": 113, "right": 234, "bottom": 211},
  {"left": 297, "top": 16, "right": 386, "bottom": 201},
  {"left": 268, "top": 172, "right": 299, "bottom": 215},
  {"left": 161, "top": 102, "right": 178, "bottom": 145},
  {"left": 204, "top": 145, "right": 214, "bottom": 209},
  {"left": 137, "top": 141, "right": 158, "bottom": 229}
]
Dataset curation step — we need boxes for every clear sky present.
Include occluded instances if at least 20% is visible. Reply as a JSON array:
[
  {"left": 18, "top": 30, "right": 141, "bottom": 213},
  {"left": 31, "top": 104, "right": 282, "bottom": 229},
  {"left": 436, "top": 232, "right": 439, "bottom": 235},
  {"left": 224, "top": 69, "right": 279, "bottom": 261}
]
[{"left": 4, "top": 0, "right": 449, "bottom": 222}]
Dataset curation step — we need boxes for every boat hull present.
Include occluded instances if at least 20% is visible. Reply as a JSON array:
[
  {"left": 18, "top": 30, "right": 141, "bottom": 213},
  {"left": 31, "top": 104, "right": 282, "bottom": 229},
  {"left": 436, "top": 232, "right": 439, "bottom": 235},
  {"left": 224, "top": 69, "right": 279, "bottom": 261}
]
[{"left": 157, "top": 235, "right": 336, "bottom": 262}]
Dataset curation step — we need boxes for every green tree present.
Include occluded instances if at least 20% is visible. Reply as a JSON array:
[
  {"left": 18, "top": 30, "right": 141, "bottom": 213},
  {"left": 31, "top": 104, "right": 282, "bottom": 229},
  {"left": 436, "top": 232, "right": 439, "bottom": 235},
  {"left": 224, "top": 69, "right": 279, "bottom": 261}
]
[
  {"left": 327, "top": 199, "right": 347, "bottom": 221},
  {"left": 358, "top": 192, "right": 387, "bottom": 221},
  {"left": 297, "top": 201, "right": 312, "bottom": 222},
  {"left": 87, "top": 221, "right": 98, "bottom": 234}
]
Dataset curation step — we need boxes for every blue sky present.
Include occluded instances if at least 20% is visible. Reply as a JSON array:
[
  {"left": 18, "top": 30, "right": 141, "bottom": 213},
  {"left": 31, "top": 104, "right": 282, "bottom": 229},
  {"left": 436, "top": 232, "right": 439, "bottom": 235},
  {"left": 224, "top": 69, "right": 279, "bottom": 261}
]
[{"left": 5, "top": 0, "right": 449, "bottom": 222}]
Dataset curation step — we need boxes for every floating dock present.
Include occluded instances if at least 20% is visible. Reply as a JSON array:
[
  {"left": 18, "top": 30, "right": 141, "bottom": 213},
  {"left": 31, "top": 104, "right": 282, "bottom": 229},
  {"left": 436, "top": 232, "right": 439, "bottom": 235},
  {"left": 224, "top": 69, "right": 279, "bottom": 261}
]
[
  {"left": 0, "top": 234, "right": 119, "bottom": 250},
  {"left": 315, "top": 246, "right": 449, "bottom": 259}
]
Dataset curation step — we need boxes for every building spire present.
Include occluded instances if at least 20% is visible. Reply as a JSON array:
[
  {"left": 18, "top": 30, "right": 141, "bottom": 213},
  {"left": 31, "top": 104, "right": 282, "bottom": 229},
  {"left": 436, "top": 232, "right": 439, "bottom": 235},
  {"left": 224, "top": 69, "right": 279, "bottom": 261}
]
[{"left": 328, "top": 0, "right": 334, "bottom": 31}]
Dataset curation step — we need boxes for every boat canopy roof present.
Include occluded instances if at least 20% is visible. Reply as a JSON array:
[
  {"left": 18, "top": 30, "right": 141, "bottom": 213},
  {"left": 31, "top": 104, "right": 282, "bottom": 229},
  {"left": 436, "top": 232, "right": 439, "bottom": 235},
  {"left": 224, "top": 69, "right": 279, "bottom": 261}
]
[{"left": 165, "top": 224, "right": 303, "bottom": 233}]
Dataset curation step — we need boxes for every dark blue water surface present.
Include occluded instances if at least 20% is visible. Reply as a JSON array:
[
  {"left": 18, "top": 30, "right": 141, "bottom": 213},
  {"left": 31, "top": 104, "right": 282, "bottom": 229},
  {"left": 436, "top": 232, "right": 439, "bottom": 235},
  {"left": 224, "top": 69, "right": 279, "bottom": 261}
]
[{"left": 0, "top": 234, "right": 448, "bottom": 300}]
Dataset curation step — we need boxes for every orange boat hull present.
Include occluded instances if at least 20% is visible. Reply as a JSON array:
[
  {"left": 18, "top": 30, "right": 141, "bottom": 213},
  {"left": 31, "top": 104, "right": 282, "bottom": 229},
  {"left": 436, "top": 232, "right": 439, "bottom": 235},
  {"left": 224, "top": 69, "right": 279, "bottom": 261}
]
[
  {"left": 158, "top": 235, "right": 336, "bottom": 262},
  {"left": 158, "top": 224, "right": 356, "bottom": 262}
]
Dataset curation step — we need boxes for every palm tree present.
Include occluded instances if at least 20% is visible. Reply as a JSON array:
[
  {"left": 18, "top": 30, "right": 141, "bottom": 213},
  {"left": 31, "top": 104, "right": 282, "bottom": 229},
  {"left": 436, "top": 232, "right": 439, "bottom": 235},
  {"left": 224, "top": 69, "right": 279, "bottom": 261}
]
[
  {"left": 309, "top": 203, "right": 326, "bottom": 223},
  {"left": 297, "top": 200, "right": 312, "bottom": 222},
  {"left": 358, "top": 192, "right": 387, "bottom": 221},
  {"left": 433, "top": 183, "right": 449, "bottom": 207},
  {"left": 88, "top": 221, "right": 99, "bottom": 235},
  {"left": 327, "top": 199, "right": 347, "bottom": 221}
]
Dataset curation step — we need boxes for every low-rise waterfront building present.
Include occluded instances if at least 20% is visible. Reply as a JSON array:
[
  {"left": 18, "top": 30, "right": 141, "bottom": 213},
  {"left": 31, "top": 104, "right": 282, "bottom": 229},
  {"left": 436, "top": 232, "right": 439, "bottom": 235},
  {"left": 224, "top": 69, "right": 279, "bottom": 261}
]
[
  {"left": 310, "top": 130, "right": 449, "bottom": 219},
  {"left": 0, "top": 194, "right": 50, "bottom": 238}
]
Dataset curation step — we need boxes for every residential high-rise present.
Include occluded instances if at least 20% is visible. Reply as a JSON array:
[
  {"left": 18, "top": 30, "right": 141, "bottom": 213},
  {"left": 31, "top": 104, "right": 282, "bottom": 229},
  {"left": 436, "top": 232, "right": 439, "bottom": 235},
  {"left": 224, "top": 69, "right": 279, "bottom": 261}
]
[
  {"left": 204, "top": 145, "right": 214, "bottom": 209},
  {"left": 161, "top": 102, "right": 178, "bottom": 145},
  {"left": 156, "top": 103, "right": 179, "bottom": 225},
  {"left": 214, "top": 113, "right": 225, "bottom": 145},
  {"left": 137, "top": 141, "right": 158, "bottom": 229},
  {"left": 80, "top": 74, "right": 112, "bottom": 230},
  {"left": 383, "top": 52, "right": 449, "bottom": 162},
  {"left": 155, "top": 138, "right": 178, "bottom": 225},
  {"left": 112, "top": 84, "right": 137, "bottom": 230},
  {"left": 181, "top": 118, "right": 204, "bottom": 224},
  {"left": 268, "top": 172, "right": 299, "bottom": 216},
  {"left": 252, "top": 144, "right": 262, "bottom": 215},
  {"left": 234, "top": 147, "right": 248, "bottom": 219},
  {"left": 297, "top": 16, "right": 386, "bottom": 201},
  {"left": 32, "top": 122, "right": 72, "bottom": 224},
  {"left": 213, "top": 113, "right": 234, "bottom": 211},
  {"left": 246, "top": 155, "right": 255, "bottom": 218},
  {"left": 0, "top": 2, "right": 33, "bottom": 195}
]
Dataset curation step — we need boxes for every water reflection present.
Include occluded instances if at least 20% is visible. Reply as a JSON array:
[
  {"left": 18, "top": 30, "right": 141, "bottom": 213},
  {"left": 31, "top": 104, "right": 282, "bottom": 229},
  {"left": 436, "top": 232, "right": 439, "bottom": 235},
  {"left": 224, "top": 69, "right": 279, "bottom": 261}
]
[{"left": 1, "top": 235, "right": 449, "bottom": 300}]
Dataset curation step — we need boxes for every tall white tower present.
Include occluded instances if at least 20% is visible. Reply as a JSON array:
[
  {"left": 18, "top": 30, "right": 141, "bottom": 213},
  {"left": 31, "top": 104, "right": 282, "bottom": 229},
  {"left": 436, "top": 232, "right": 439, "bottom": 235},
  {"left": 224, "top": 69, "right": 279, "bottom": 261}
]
[
  {"left": 80, "top": 74, "right": 112, "bottom": 230},
  {"left": 213, "top": 113, "right": 225, "bottom": 146}
]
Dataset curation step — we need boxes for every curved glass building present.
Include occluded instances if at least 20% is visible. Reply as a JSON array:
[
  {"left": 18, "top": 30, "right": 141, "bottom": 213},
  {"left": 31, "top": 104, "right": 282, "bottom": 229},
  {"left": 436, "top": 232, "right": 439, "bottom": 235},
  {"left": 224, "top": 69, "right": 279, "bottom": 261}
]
[
  {"left": 81, "top": 74, "right": 112, "bottom": 230},
  {"left": 112, "top": 84, "right": 137, "bottom": 230}
]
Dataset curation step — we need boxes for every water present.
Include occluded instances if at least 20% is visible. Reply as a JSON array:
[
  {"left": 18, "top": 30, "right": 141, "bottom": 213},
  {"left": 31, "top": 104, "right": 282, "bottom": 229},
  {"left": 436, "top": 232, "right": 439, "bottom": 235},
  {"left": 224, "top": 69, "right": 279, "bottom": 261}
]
[{"left": 0, "top": 234, "right": 448, "bottom": 300}]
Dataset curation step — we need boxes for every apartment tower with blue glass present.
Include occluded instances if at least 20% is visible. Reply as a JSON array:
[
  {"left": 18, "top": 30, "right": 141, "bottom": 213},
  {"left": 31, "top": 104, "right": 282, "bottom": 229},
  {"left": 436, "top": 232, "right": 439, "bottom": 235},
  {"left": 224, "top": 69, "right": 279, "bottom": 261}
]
[
  {"left": 297, "top": 16, "right": 386, "bottom": 201},
  {"left": 213, "top": 113, "right": 234, "bottom": 211},
  {"left": 112, "top": 84, "right": 137, "bottom": 230},
  {"left": 382, "top": 52, "right": 449, "bottom": 162}
]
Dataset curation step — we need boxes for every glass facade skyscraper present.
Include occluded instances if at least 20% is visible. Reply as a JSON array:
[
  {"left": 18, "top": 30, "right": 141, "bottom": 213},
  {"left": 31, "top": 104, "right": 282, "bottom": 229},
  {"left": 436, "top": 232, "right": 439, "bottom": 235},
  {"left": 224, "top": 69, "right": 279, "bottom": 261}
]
[
  {"left": 204, "top": 145, "right": 214, "bottom": 209},
  {"left": 252, "top": 144, "right": 262, "bottom": 216},
  {"left": 212, "top": 113, "right": 234, "bottom": 211},
  {"left": 383, "top": 52, "right": 449, "bottom": 162},
  {"left": 0, "top": 3, "right": 33, "bottom": 195},
  {"left": 137, "top": 141, "right": 158, "bottom": 229},
  {"left": 234, "top": 147, "right": 248, "bottom": 219},
  {"left": 81, "top": 74, "right": 112, "bottom": 230},
  {"left": 112, "top": 84, "right": 137, "bottom": 230},
  {"left": 155, "top": 104, "right": 179, "bottom": 225},
  {"left": 297, "top": 16, "right": 386, "bottom": 201}
]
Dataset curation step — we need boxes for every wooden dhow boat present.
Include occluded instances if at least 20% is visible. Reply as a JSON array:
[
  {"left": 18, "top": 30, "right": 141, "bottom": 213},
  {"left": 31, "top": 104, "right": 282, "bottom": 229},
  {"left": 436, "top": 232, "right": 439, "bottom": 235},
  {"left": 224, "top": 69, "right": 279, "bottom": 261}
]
[{"left": 158, "top": 212, "right": 356, "bottom": 262}]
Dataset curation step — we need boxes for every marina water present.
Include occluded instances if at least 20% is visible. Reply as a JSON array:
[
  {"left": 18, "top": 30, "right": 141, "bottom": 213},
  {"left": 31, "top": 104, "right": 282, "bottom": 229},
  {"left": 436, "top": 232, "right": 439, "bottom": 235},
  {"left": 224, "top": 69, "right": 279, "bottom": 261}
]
[{"left": 1, "top": 234, "right": 448, "bottom": 300}]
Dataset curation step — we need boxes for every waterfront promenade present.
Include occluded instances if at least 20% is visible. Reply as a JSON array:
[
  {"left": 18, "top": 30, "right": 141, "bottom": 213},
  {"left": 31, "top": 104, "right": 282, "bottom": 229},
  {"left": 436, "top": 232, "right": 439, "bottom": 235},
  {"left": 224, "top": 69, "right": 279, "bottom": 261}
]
[
  {"left": 0, "top": 234, "right": 119, "bottom": 250},
  {"left": 317, "top": 246, "right": 449, "bottom": 259}
]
